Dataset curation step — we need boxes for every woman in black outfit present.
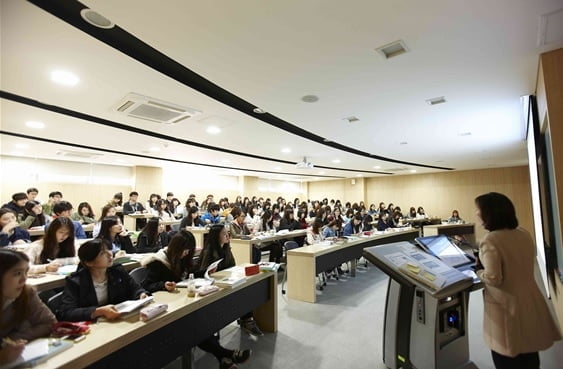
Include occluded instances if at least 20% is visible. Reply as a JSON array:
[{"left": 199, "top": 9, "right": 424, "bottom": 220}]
[
  {"left": 136, "top": 217, "right": 170, "bottom": 253},
  {"left": 180, "top": 206, "right": 204, "bottom": 228},
  {"left": 142, "top": 230, "right": 251, "bottom": 369},
  {"left": 200, "top": 225, "right": 264, "bottom": 337},
  {"left": 97, "top": 216, "right": 135, "bottom": 254}
]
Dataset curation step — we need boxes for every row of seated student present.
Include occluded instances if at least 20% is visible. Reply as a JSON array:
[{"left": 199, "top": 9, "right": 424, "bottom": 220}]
[{"left": 0, "top": 227, "right": 260, "bottom": 368}]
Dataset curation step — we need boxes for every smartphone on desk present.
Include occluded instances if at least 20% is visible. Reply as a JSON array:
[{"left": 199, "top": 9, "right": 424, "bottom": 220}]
[{"left": 64, "top": 334, "right": 86, "bottom": 343}]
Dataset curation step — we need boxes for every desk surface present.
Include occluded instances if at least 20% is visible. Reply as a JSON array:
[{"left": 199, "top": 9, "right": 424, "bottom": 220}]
[
  {"left": 28, "top": 223, "right": 95, "bottom": 237},
  {"left": 27, "top": 258, "right": 143, "bottom": 292},
  {"left": 32, "top": 268, "right": 277, "bottom": 369}
]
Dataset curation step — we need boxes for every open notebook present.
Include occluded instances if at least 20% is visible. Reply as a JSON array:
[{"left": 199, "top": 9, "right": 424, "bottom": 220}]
[{"left": 3, "top": 338, "right": 72, "bottom": 369}]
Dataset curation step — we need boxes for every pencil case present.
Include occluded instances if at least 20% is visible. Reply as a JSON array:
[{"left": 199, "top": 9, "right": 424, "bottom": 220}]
[{"left": 140, "top": 303, "right": 168, "bottom": 321}]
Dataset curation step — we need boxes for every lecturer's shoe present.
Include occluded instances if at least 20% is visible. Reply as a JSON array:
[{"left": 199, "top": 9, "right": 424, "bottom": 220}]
[
  {"left": 240, "top": 318, "right": 264, "bottom": 337},
  {"left": 220, "top": 358, "right": 238, "bottom": 369},
  {"left": 232, "top": 349, "right": 251, "bottom": 364}
]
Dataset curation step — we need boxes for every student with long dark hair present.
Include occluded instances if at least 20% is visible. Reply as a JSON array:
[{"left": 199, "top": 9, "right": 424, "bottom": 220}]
[
  {"left": 92, "top": 204, "right": 117, "bottom": 238},
  {"left": 18, "top": 201, "right": 46, "bottom": 230},
  {"left": 97, "top": 216, "right": 135, "bottom": 254},
  {"left": 153, "top": 199, "right": 174, "bottom": 222},
  {"left": 58, "top": 239, "right": 148, "bottom": 322},
  {"left": 25, "top": 217, "right": 78, "bottom": 274},
  {"left": 0, "top": 250, "right": 56, "bottom": 366},
  {"left": 253, "top": 210, "right": 282, "bottom": 263},
  {"left": 180, "top": 206, "right": 203, "bottom": 228},
  {"left": 200, "top": 225, "right": 263, "bottom": 337},
  {"left": 0, "top": 208, "right": 30, "bottom": 247},
  {"left": 71, "top": 202, "right": 96, "bottom": 225},
  {"left": 141, "top": 230, "right": 251, "bottom": 369},
  {"left": 136, "top": 217, "right": 169, "bottom": 253},
  {"left": 474, "top": 192, "right": 561, "bottom": 369}
]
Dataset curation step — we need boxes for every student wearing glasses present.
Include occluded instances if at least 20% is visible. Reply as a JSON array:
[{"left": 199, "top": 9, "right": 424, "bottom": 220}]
[
  {"left": 141, "top": 230, "right": 251, "bottom": 369},
  {"left": 200, "top": 225, "right": 263, "bottom": 337}
]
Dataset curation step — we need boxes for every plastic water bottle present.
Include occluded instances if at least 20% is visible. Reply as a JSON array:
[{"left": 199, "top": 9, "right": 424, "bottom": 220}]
[{"left": 187, "top": 273, "right": 196, "bottom": 298}]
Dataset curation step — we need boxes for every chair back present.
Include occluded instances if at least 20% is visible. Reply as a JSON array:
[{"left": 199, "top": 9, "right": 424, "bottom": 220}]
[
  {"left": 47, "top": 291, "right": 64, "bottom": 315},
  {"left": 283, "top": 240, "right": 299, "bottom": 251},
  {"left": 129, "top": 267, "right": 148, "bottom": 284}
]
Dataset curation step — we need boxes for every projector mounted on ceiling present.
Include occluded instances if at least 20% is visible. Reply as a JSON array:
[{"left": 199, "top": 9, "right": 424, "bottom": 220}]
[{"left": 295, "top": 157, "right": 314, "bottom": 169}]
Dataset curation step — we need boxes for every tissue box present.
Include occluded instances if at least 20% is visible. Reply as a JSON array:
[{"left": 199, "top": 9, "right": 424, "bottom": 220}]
[{"left": 245, "top": 264, "right": 259, "bottom": 276}]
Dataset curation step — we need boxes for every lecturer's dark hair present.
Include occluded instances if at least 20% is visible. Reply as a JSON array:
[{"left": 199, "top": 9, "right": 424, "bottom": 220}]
[{"left": 475, "top": 192, "right": 518, "bottom": 231}]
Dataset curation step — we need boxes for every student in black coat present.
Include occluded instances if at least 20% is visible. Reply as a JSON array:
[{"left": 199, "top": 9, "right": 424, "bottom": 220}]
[
  {"left": 141, "top": 230, "right": 251, "bottom": 369},
  {"left": 97, "top": 216, "right": 136, "bottom": 254},
  {"left": 136, "top": 217, "right": 170, "bottom": 253},
  {"left": 58, "top": 239, "right": 148, "bottom": 322}
]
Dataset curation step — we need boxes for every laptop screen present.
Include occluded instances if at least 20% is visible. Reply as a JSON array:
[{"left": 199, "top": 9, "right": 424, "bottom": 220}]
[{"left": 415, "top": 234, "right": 471, "bottom": 268}]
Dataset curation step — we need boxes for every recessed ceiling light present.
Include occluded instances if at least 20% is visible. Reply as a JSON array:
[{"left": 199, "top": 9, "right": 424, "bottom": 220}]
[
  {"left": 373, "top": 165, "right": 381, "bottom": 169},
  {"left": 148, "top": 146, "right": 160, "bottom": 152},
  {"left": 274, "top": 166, "right": 281, "bottom": 171},
  {"left": 51, "top": 70, "right": 80, "bottom": 86},
  {"left": 425, "top": 96, "right": 446, "bottom": 105},
  {"left": 80, "top": 9, "right": 115, "bottom": 29},
  {"left": 206, "top": 126, "right": 221, "bottom": 135},
  {"left": 319, "top": 171, "right": 325, "bottom": 175},
  {"left": 15, "top": 144, "right": 29, "bottom": 149},
  {"left": 301, "top": 95, "right": 319, "bottom": 103},
  {"left": 253, "top": 107, "right": 266, "bottom": 114},
  {"left": 410, "top": 169, "right": 417, "bottom": 173},
  {"left": 26, "top": 121, "right": 45, "bottom": 129},
  {"left": 332, "top": 159, "right": 341, "bottom": 164},
  {"left": 356, "top": 174, "right": 363, "bottom": 177},
  {"left": 281, "top": 148, "right": 291, "bottom": 154}
]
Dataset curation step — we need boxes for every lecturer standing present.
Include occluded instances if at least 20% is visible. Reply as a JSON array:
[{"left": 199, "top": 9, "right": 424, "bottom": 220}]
[{"left": 474, "top": 192, "right": 561, "bottom": 369}]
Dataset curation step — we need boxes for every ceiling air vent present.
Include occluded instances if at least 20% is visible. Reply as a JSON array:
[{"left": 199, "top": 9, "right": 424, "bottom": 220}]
[
  {"left": 56, "top": 150, "right": 101, "bottom": 159},
  {"left": 113, "top": 93, "right": 201, "bottom": 124},
  {"left": 375, "top": 40, "right": 409, "bottom": 59},
  {"left": 384, "top": 167, "right": 409, "bottom": 172}
]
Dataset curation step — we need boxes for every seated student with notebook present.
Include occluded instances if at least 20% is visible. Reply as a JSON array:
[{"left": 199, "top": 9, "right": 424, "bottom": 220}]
[
  {"left": 200, "top": 225, "right": 263, "bottom": 337},
  {"left": 0, "top": 249, "right": 56, "bottom": 366},
  {"left": 343, "top": 213, "right": 362, "bottom": 236},
  {"left": 141, "top": 230, "right": 251, "bottom": 369},
  {"left": 25, "top": 217, "right": 79, "bottom": 274},
  {"left": 58, "top": 238, "right": 148, "bottom": 322}
]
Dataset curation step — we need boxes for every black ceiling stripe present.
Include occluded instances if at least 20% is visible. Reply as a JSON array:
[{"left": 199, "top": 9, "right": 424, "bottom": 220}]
[
  {"left": 0, "top": 130, "right": 346, "bottom": 179},
  {"left": 0, "top": 90, "right": 391, "bottom": 175},
  {"left": 27, "top": 0, "right": 454, "bottom": 172}
]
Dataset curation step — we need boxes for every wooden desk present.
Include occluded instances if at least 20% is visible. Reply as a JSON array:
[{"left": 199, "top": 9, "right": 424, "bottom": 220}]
[
  {"left": 27, "top": 259, "right": 142, "bottom": 292},
  {"left": 230, "top": 230, "right": 307, "bottom": 264},
  {"left": 287, "top": 229, "right": 420, "bottom": 303},
  {"left": 123, "top": 213, "right": 152, "bottom": 231},
  {"left": 28, "top": 223, "right": 95, "bottom": 237},
  {"left": 185, "top": 227, "right": 209, "bottom": 248},
  {"left": 423, "top": 223, "right": 476, "bottom": 246},
  {"left": 33, "top": 269, "right": 277, "bottom": 369}
]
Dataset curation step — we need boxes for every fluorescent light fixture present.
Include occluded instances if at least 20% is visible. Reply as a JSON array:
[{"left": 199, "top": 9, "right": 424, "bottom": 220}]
[
  {"left": 26, "top": 121, "right": 45, "bottom": 129},
  {"left": 332, "top": 159, "right": 341, "bottom": 164},
  {"left": 51, "top": 70, "right": 80, "bottom": 86},
  {"left": 281, "top": 147, "right": 291, "bottom": 154},
  {"left": 206, "top": 126, "right": 221, "bottom": 134}
]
